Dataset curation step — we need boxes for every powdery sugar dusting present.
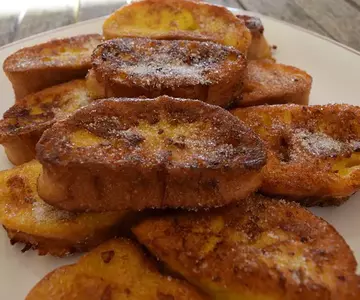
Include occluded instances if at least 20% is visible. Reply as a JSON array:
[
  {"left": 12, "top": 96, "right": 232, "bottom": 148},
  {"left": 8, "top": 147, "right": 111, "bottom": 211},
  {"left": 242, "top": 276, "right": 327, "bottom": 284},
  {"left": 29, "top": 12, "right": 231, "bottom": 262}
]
[
  {"left": 96, "top": 39, "right": 240, "bottom": 87},
  {"left": 293, "top": 130, "right": 346, "bottom": 157},
  {"left": 32, "top": 201, "right": 74, "bottom": 223},
  {"left": 113, "top": 48, "right": 214, "bottom": 86},
  {"left": 8, "top": 34, "right": 101, "bottom": 70},
  {"left": 128, "top": 63, "right": 208, "bottom": 85}
]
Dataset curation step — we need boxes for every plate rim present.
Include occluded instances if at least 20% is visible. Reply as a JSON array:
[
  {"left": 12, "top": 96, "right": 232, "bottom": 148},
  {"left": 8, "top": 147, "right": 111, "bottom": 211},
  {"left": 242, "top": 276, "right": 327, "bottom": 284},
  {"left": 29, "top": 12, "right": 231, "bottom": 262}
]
[{"left": 0, "top": 6, "right": 359, "bottom": 58}]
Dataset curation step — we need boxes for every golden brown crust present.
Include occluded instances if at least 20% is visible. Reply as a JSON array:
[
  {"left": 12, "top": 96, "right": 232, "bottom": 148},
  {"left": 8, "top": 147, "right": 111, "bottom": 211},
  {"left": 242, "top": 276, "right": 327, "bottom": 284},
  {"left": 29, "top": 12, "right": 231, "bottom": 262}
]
[
  {"left": 26, "top": 239, "right": 207, "bottom": 300},
  {"left": 232, "top": 104, "right": 360, "bottom": 205},
  {"left": 36, "top": 96, "right": 266, "bottom": 212},
  {"left": 234, "top": 60, "right": 313, "bottom": 107},
  {"left": 87, "top": 38, "right": 246, "bottom": 108},
  {"left": 0, "top": 80, "right": 91, "bottom": 165},
  {"left": 0, "top": 161, "right": 128, "bottom": 257},
  {"left": 133, "top": 194, "right": 359, "bottom": 300},
  {"left": 5, "top": 226, "right": 120, "bottom": 257},
  {"left": 3, "top": 34, "right": 102, "bottom": 100},
  {"left": 103, "top": 0, "right": 251, "bottom": 54},
  {"left": 237, "top": 15, "right": 273, "bottom": 60}
]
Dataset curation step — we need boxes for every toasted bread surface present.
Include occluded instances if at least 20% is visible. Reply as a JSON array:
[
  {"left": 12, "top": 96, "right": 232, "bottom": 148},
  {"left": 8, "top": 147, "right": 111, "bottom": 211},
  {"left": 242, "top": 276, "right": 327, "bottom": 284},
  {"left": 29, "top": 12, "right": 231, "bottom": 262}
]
[
  {"left": 87, "top": 38, "right": 246, "bottom": 107},
  {"left": 0, "top": 161, "right": 128, "bottom": 256},
  {"left": 237, "top": 15, "right": 272, "bottom": 60},
  {"left": 26, "top": 239, "right": 206, "bottom": 300},
  {"left": 133, "top": 194, "right": 359, "bottom": 300},
  {"left": 3, "top": 34, "right": 102, "bottom": 99},
  {"left": 0, "top": 80, "right": 91, "bottom": 165},
  {"left": 36, "top": 96, "right": 266, "bottom": 212},
  {"left": 103, "top": 0, "right": 251, "bottom": 54},
  {"left": 234, "top": 60, "right": 312, "bottom": 107},
  {"left": 232, "top": 104, "right": 360, "bottom": 205}
]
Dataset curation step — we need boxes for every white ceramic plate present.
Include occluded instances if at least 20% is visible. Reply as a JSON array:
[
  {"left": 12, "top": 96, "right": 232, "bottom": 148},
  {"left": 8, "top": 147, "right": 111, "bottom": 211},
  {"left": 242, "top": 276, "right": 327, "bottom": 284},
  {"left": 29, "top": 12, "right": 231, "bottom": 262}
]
[{"left": 0, "top": 7, "right": 360, "bottom": 299}]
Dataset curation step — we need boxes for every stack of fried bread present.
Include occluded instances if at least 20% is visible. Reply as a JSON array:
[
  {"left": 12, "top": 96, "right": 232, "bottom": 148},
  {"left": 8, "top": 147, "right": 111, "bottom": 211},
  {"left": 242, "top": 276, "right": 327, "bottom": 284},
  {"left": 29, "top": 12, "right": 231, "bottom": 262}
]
[{"left": 0, "top": 0, "right": 358, "bottom": 299}]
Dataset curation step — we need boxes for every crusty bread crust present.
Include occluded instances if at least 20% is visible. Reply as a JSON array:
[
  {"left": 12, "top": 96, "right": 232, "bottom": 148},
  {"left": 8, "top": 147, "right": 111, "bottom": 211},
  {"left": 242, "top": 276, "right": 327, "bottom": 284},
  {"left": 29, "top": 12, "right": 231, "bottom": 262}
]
[
  {"left": 237, "top": 15, "right": 273, "bottom": 60},
  {"left": 37, "top": 96, "right": 266, "bottom": 212},
  {"left": 103, "top": 0, "right": 251, "bottom": 54},
  {"left": 3, "top": 34, "right": 102, "bottom": 100},
  {"left": 26, "top": 239, "right": 206, "bottom": 300},
  {"left": 134, "top": 194, "right": 359, "bottom": 300},
  {"left": 232, "top": 104, "right": 360, "bottom": 205},
  {"left": 87, "top": 38, "right": 246, "bottom": 108},
  {"left": 0, "top": 161, "right": 127, "bottom": 257},
  {"left": 234, "top": 60, "right": 312, "bottom": 107},
  {"left": 0, "top": 80, "right": 91, "bottom": 165}
]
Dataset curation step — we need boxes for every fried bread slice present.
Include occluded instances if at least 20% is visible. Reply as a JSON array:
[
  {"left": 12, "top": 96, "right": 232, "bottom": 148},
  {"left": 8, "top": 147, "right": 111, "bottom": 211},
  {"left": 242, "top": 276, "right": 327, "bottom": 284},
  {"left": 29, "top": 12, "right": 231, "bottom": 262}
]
[
  {"left": 26, "top": 239, "right": 206, "bottom": 300},
  {"left": 3, "top": 34, "right": 102, "bottom": 100},
  {"left": 36, "top": 96, "right": 266, "bottom": 212},
  {"left": 87, "top": 38, "right": 246, "bottom": 108},
  {"left": 102, "top": 0, "right": 251, "bottom": 54},
  {"left": 237, "top": 15, "right": 273, "bottom": 60},
  {"left": 234, "top": 60, "right": 312, "bottom": 107},
  {"left": 232, "top": 104, "right": 360, "bottom": 205},
  {"left": 133, "top": 194, "right": 359, "bottom": 300},
  {"left": 0, "top": 161, "right": 128, "bottom": 257},
  {"left": 0, "top": 80, "right": 91, "bottom": 165}
]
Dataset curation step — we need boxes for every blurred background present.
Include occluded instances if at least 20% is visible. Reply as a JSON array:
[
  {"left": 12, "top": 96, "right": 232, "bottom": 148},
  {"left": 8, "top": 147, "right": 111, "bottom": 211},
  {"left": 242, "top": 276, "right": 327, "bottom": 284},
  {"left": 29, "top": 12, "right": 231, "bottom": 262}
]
[{"left": 0, "top": 0, "right": 359, "bottom": 50}]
